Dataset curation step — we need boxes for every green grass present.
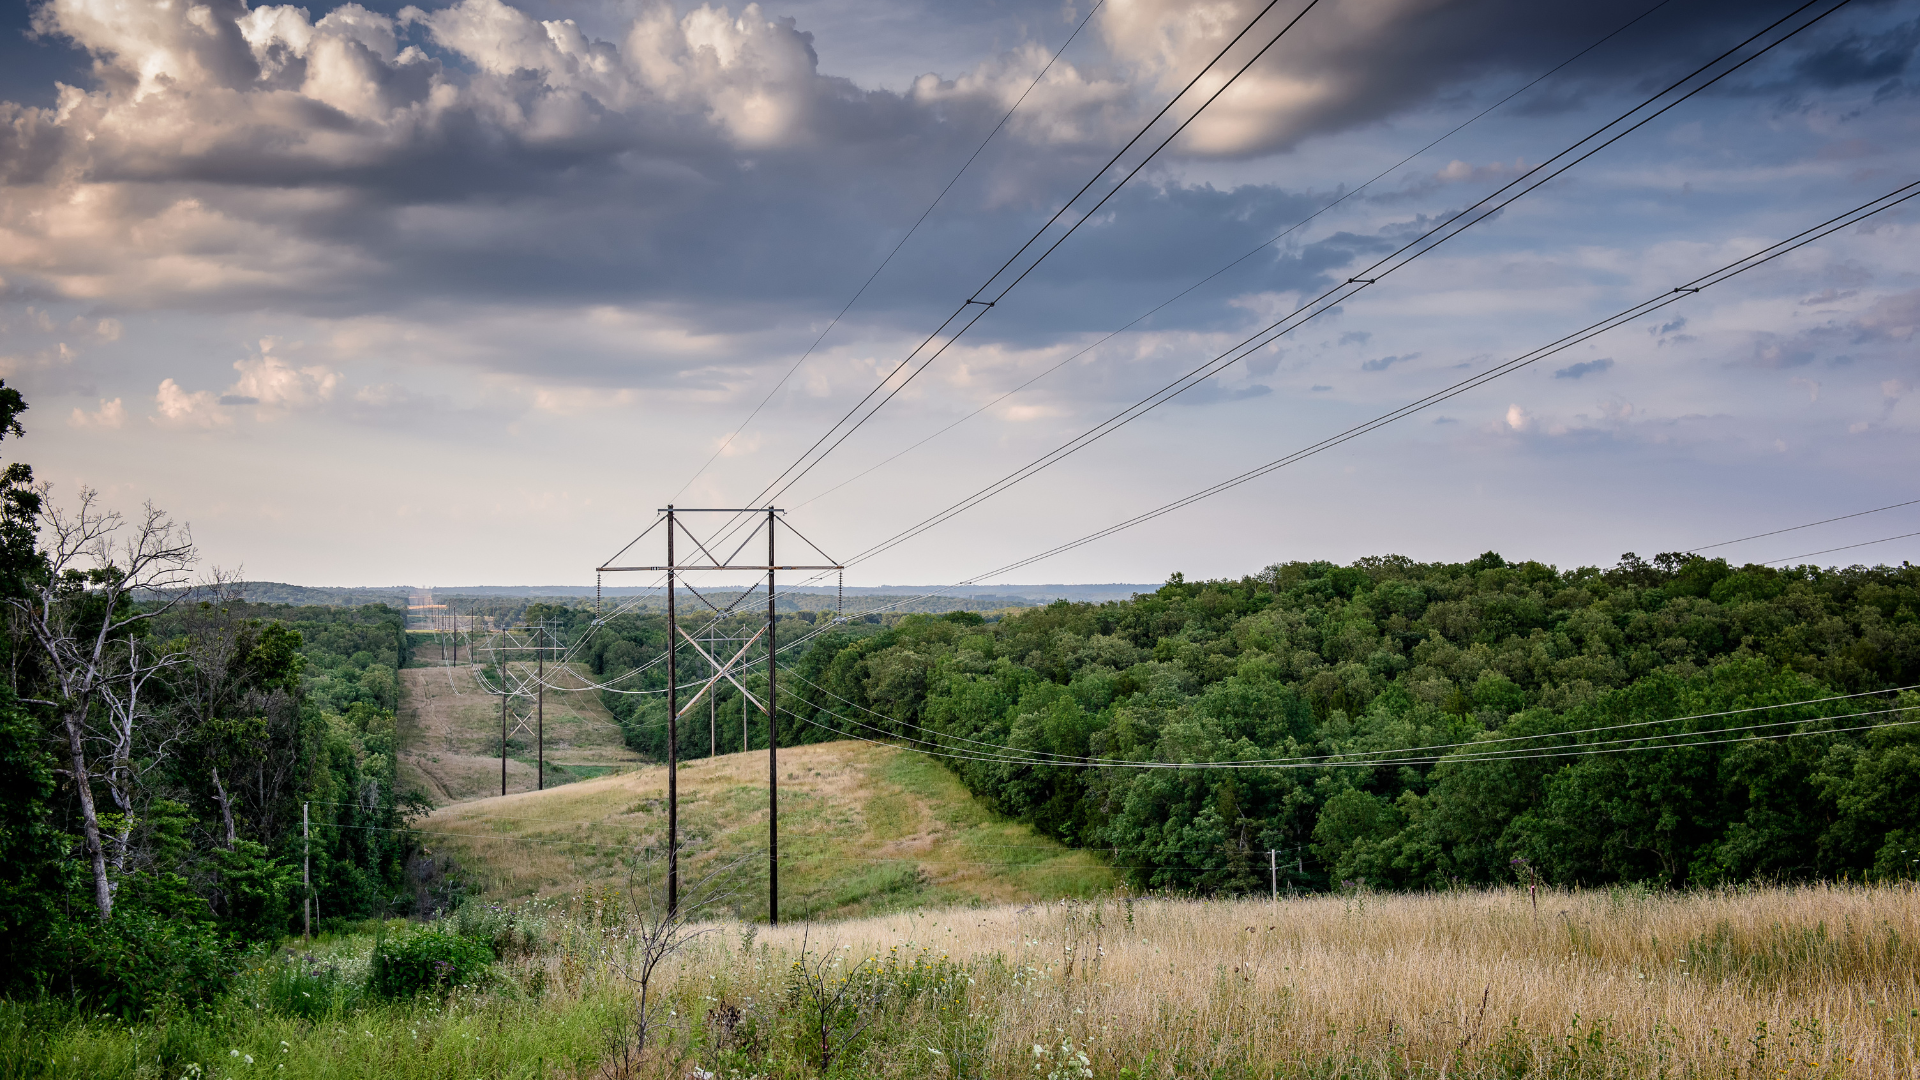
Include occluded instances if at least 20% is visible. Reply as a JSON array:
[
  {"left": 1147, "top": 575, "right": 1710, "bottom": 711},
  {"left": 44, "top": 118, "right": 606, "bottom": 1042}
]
[
  {"left": 418, "top": 741, "right": 1116, "bottom": 921},
  {"left": 0, "top": 933, "right": 624, "bottom": 1080}
]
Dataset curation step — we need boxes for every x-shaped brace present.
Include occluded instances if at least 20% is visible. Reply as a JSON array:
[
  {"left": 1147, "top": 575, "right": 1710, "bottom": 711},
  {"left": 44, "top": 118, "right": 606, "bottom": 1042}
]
[{"left": 675, "top": 623, "right": 768, "bottom": 718}]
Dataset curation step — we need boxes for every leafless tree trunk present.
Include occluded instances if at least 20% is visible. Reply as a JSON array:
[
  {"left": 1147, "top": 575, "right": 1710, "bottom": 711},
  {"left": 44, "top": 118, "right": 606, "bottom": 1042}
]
[
  {"left": 8, "top": 487, "right": 196, "bottom": 920},
  {"left": 211, "top": 764, "right": 237, "bottom": 848}
]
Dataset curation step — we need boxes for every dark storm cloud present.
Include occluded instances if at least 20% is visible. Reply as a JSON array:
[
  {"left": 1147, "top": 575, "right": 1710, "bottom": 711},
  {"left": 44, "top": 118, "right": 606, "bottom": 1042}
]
[{"left": 0, "top": 0, "right": 1903, "bottom": 364}]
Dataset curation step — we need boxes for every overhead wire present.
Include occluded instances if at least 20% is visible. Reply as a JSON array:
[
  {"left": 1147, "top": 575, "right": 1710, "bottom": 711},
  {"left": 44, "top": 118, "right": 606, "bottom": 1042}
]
[
  {"left": 792, "top": 0, "right": 1680, "bottom": 513},
  {"left": 861, "top": 176, "right": 1920, "bottom": 588},
  {"left": 743, "top": 0, "right": 1332, "bottom": 516},
  {"left": 1766, "top": 530, "right": 1920, "bottom": 566},
  {"left": 671, "top": 0, "right": 1330, "bottom": 570},
  {"left": 729, "top": 174, "right": 1920, "bottom": 638},
  {"left": 836, "top": 0, "right": 1860, "bottom": 573},
  {"left": 1686, "top": 498, "right": 1920, "bottom": 553},
  {"left": 785, "top": 699, "right": 1920, "bottom": 772},
  {"left": 664, "top": 0, "right": 1110, "bottom": 508}
]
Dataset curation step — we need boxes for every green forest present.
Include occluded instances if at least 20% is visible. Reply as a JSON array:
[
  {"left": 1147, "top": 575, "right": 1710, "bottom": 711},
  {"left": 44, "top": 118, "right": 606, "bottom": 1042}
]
[
  {"left": 773, "top": 554, "right": 1920, "bottom": 891},
  {"left": 560, "top": 551, "right": 1918, "bottom": 893},
  {"left": 0, "top": 383, "right": 424, "bottom": 1012}
]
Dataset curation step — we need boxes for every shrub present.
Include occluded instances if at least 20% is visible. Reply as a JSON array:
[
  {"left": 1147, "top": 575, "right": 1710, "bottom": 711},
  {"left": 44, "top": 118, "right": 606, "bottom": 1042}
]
[
  {"left": 257, "top": 949, "right": 364, "bottom": 1019},
  {"left": 367, "top": 925, "right": 493, "bottom": 997},
  {"left": 452, "top": 899, "right": 547, "bottom": 958},
  {"left": 47, "top": 910, "right": 238, "bottom": 1016}
]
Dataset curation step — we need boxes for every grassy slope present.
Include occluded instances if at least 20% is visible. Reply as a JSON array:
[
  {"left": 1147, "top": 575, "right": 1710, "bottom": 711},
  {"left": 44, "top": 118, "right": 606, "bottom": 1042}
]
[
  {"left": 397, "top": 644, "right": 647, "bottom": 804},
  {"left": 418, "top": 740, "right": 1116, "bottom": 922}
]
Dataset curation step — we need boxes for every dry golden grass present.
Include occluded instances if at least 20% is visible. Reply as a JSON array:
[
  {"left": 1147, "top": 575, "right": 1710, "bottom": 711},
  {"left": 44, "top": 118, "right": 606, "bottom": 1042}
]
[
  {"left": 419, "top": 740, "right": 1114, "bottom": 920},
  {"left": 398, "top": 653, "right": 644, "bottom": 804},
  {"left": 657, "top": 884, "right": 1920, "bottom": 1077}
]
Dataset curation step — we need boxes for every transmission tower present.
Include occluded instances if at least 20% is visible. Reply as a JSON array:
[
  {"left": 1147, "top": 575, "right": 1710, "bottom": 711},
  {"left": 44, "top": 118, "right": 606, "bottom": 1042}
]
[{"left": 596, "top": 506, "right": 840, "bottom": 922}]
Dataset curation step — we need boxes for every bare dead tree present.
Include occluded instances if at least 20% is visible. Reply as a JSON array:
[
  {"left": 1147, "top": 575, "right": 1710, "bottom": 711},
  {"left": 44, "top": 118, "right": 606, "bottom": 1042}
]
[
  {"left": 790, "top": 929, "right": 889, "bottom": 1074},
  {"left": 601, "top": 844, "right": 757, "bottom": 1078},
  {"left": 168, "top": 566, "right": 271, "bottom": 849},
  {"left": 7, "top": 487, "right": 196, "bottom": 919}
]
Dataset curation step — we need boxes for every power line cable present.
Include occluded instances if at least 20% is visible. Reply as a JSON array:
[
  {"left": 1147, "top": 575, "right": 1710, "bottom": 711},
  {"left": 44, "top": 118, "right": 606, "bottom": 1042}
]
[
  {"left": 838, "top": 0, "right": 1859, "bottom": 572},
  {"left": 727, "top": 0, "right": 1328, "bottom": 524},
  {"left": 1690, "top": 498, "right": 1920, "bottom": 553},
  {"left": 746, "top": 176, "right": 1917, "bottom": 634},
  {"left": 877, "top": 176, "right": 1919, "bottom": 586},
  {"left": 666, "top": 2, "right": 1110, "bottom": 507},
  {"left": 1766, "top": 530, "right": 1920, "bottom": 566},
  {"left": 786, "top": 699, "right": 1920, "bottom": 771},
  {"left": 793, "top": 0, "right": 1679, "bottom": 512}
]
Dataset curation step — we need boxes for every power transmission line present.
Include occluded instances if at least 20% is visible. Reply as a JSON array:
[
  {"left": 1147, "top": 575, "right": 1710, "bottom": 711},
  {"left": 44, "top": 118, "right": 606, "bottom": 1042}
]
[
  {"left": 727, "top": 0, "right": 1330, "bottom": 523},
  {"left": 792, "top": 0, "right": 1681, "bottom": 513},
  {"left": 837, "top": 0, "right": 1861, "bottom": 572},
  {"left": 1766, "top": 530, "right": 1920, "bottom": 566},
  {"left": 667, "top": 1, "right": 1110, "bottom": 505},
  {"left": 1689, "top": 498, "right": 1920, "bottom": 553},
  {"left": 851, "top": 176, "right": 1919, "bottom": 586}
]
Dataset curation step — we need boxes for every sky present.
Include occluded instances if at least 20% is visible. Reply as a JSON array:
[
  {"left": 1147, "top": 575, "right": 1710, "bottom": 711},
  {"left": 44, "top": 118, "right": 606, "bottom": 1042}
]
[{"left": 1, "top": 0, "right": 1917, "bottom": 589}]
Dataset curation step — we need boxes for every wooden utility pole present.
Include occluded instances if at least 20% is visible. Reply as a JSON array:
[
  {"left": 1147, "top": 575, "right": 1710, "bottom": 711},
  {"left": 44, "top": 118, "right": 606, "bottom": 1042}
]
[
  {"left": 665, "top": 507, "right": 678, "bottom": 916},
  {"left": 304, "top": 802, "right": 311, "bottom": 940},
  {"left": 767, "top": 506, "right": 779, "bottom": 925},
  {"left": 536, "top": 626, "right": 545, "bottom": 791}
]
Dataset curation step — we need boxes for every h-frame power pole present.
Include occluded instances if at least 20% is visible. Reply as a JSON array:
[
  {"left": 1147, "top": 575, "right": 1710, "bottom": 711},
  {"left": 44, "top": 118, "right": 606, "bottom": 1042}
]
[{"left": 597, "top": 506, "right": 839, "bottom": 922}]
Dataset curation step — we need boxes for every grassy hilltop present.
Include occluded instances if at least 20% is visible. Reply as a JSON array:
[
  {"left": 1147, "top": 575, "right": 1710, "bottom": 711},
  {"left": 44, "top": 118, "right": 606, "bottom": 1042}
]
[{"left": 418, "top": 740, "right": 1115, "bottom": 921}]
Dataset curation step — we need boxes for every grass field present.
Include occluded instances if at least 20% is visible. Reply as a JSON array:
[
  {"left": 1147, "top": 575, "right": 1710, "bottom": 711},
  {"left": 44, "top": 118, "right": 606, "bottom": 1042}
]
[
  {"left": 417, "top": 740, "right": 1117, "bottom": 921},
  {"left": 677, "top": 884, "right": 1920, "bottom": 1078},
  {"left": 13, "top": 885, "right": 1915, "bottom": 1079}
]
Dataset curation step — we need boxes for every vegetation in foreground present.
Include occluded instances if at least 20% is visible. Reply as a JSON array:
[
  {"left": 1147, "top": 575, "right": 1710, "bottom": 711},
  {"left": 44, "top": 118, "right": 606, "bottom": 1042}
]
[{"left": 5, "top": 884, "right": 1916, "bottom": 1079}]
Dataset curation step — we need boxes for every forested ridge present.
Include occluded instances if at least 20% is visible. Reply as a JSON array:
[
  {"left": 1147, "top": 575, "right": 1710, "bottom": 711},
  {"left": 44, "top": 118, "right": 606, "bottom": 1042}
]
[{"left": 773, "top": 553, "right": 1920, "bottom": 891}]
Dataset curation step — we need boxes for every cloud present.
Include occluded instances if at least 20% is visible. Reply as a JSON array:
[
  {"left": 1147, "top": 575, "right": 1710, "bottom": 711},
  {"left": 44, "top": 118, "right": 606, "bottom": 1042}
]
[
  {"left": 1361, "top": 351, "right": 1418, "bottom": 372},
  {"left": 1553, "top": 358, "right": 1613, "bottom": 380},
  {"left": 67, "top": 397, "right": 125, "bottom": 429},
  {"left": 1505, "top": 404, "right": 1532, "bottom": 432},
  {"left": 226, "top": 353, "right": 342, "bottom": 411},
  {"left": 1095, "top": 0, "right": 1774, "bottom": 157},
  {"left": 0, "top": 0, "right": 1135, "bottom": 322},
  {"left": 1790, "top": 20, "right": 1918, "bottom": 89},
  {"left": 152, "top": 378, "right": 230, "bottom": 427},
  {"left": 1853, "top": 289, "right": 1920, "bottom": 342}
]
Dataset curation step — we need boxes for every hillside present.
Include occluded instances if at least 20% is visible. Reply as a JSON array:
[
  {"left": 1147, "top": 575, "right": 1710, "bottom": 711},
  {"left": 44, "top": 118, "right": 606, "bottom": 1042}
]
[
  {"left": 416, "top": 740, "right": 1115, "bottom": 921},
  {"left": 397, "top": 645, "right": 646, "bottom": 804}
]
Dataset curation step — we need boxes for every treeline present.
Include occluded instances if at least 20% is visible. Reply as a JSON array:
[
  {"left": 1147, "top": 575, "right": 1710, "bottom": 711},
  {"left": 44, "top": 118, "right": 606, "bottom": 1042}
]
[
  {"left": 503, "top": 602, "right": 877, "bottom": 762},
  {"left": 781, "top": 553, "right": 1919, "bottom": 891},
  {"left": 0, "top": 383, "right": 426, "bottom": 1012}
]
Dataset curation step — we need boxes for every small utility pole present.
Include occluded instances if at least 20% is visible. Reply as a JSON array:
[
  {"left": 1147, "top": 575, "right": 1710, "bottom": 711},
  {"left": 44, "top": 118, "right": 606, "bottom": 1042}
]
[
  {"left": 303, "top": 802, "right": 312, "bottom": 940},
  {"left": 500, "top": 680, "right": 508, "bottom": 798},
  {"left": 1269, "top": 849, "right": 1277, "bottom": 902}
]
